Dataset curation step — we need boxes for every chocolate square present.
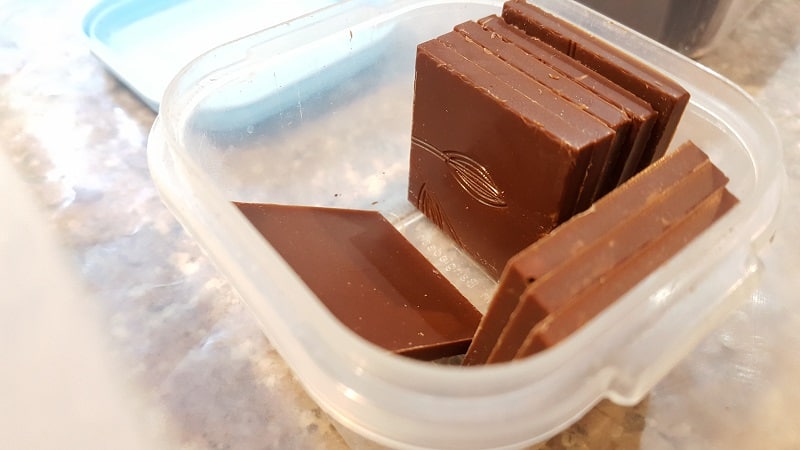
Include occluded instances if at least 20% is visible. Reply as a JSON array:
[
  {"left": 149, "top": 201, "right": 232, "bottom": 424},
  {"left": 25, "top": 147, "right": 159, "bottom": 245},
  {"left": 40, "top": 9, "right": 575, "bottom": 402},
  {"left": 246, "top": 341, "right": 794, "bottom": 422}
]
[
  {"left": 488, "top": 158, "right": 729, "bottom": 363},
  {"left": 516, "top": 189, "right": 737, "bottom": 358},
  {"left": 409, "top": 38, "right": 610, "bottom": 277},
  {"left": 463, "top": 141, "right": 725, "bottom": 365},
  {"left": 502, "top": 0, "right": 690, "bottom": 172},
  {"left": 452, "top": 20, "right": 631, "bottom": 210},
  {"left": 234, "top": 203, "right": 483, "bottom": 360},
  {"left": 477, "top": 15, "right": 657, "bottom": 195}
]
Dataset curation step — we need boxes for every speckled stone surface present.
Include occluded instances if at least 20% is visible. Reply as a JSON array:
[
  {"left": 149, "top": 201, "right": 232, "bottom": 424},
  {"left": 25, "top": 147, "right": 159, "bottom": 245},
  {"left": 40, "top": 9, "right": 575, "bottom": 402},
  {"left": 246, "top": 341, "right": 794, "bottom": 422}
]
[{"left": 2, "top": 0, "right": 799, "bottom": 449}]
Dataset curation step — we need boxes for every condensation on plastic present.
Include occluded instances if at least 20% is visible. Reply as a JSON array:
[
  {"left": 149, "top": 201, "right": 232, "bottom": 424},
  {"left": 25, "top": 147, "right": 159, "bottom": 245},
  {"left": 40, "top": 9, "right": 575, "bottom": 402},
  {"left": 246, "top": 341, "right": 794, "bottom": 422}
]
[{"left": 146, "top": 0, "right": 784, "bottom": 448}]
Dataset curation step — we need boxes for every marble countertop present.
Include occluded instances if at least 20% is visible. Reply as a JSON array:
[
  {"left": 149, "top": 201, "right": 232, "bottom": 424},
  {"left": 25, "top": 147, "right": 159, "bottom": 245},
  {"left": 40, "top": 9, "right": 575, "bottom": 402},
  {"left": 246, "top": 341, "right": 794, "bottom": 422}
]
[{"left": 2, "top": 0, "right": 799, "bottom": 448}]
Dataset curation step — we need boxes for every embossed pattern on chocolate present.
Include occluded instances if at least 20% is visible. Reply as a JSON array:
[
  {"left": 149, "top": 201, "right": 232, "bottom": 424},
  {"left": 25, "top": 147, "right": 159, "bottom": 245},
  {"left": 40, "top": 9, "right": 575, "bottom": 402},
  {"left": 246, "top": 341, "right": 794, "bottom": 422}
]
[{"left": 411, "top": 136, "right": 507, "bottom": 208}]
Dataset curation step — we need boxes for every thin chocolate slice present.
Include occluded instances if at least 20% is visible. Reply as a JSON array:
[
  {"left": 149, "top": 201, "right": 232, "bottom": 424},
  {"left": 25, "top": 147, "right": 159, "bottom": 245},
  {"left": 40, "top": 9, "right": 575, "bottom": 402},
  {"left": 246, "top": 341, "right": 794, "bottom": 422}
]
[
  {"left": 516, "top": 189, "right": 738, "bottom": 358},
  {"left": 486, "top": 160, "right": 728, "bottom": 363},
  {"left": 502, "top": 0, "right": 690, "bottom": 171},
  {"left": 437, "top": 29, "right": 618, "bottom": 213},
  {"left": 234, "top": 203, "right": 482, "bottom": 360},
  {"left": 477, "top": 15, "right": 657, "bottom": 195},
  {"left": 463, "top": 141, "right": 708, "bottom": 365},
  {"left": 409, "top": 39, "right": 606, "bottom": 277},
  {"left": 450, "top": 22, "right": 630, "bottom": 212}
]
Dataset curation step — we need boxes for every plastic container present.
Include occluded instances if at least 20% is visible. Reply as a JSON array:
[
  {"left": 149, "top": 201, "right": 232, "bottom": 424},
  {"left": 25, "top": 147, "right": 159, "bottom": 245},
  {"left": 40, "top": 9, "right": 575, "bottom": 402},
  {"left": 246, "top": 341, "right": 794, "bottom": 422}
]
[
  {"left": 146, "top": 0, "right": 784, "bottom": 448},
  {"left": 573, "top": 0, "right": 764, "bottom": 57}
]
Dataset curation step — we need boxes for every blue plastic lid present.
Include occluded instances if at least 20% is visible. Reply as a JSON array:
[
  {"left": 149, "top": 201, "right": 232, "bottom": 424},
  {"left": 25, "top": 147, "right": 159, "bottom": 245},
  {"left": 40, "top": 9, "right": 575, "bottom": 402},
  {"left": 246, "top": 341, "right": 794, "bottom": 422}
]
[{"left": 82, "top": 0, "right": 341, "bottom": 110}]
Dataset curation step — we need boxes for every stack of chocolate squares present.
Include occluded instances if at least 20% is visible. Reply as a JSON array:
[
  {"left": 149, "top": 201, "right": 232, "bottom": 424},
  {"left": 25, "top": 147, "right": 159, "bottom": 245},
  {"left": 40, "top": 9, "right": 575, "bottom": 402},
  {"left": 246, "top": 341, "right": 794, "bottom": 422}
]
[
  {"left": 408, "top": 1, "right": 740, "bottom": 362},
  {"left": 463, "top": 141, "right": 737, "bottom": 364},
  {"left": 408, "top": 0, "right": 691, "bottom": 279}
]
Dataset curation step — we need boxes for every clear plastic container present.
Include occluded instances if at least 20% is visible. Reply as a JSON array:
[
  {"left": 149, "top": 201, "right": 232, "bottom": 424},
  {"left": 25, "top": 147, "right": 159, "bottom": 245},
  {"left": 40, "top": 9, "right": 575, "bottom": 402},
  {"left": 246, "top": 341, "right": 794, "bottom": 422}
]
[
  {"left": 573, "top": 0, "right": 764, "bottom": 57},
  {"left": 146, "top": 0, "right": 784, "bottom": 448}
]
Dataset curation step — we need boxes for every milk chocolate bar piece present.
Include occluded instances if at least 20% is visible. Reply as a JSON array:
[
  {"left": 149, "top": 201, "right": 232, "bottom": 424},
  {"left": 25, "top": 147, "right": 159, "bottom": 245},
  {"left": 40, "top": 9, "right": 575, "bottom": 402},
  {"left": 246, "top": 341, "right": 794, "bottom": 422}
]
[
  {"left": 234, "top": 203, "right": 482, "bottom": 361},
  {"left": 463, "top": 141, "right": 708, "bottom": 365},
  {"left": 517, "top": 189, "right": 738, "bottom": 357},
  {"left": 449, "top": 22, "right": 629, "bottom": 211},
  {"left": 502, "top": 0, "right": 690, "bottom": 171},
  {"left": 477, "top": 15, "right": 657, "bottom": 194},
  {"left": 487, "top": 160, "right": 728, "bottom": 363},
  {"left": 409, "top": 39, "right": 607, "bottom": 277},
  {"left": 437, "top": 29, "right": 617, "bottom": 213}
]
